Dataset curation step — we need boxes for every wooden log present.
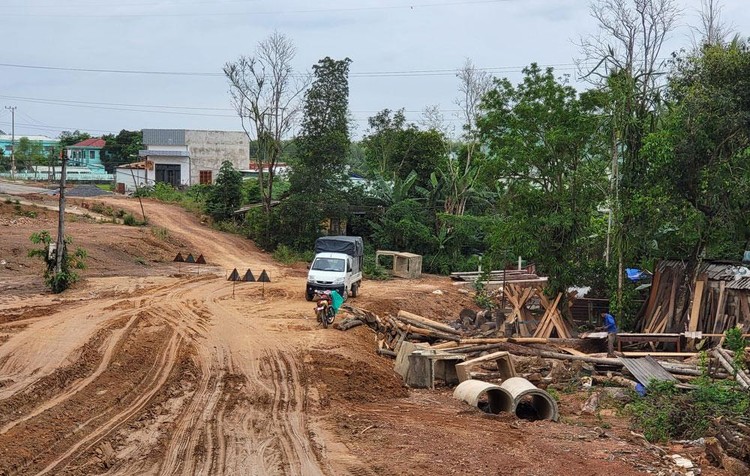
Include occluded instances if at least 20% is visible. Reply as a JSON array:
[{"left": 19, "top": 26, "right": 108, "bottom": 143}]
[
  {"left": 394, "top": 321, "right": 461, "bottom": 342},
  {"left": 396, "top": 310, "right": 462, "bottom": 335},
  {"left": 620, "top": 352, "right": 698, "bottom": 358},
  {"left": 333, "top": 318, "right": 364, "bottom": 331},
  {"left": 377, "top": 348, "right": 397, "bottom": 358},
  {"left": 713, "top": 349, "right": 750, "bottom": 389}
]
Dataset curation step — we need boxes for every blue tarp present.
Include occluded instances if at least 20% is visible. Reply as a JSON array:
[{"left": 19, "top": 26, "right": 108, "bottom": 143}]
[{"left": 626, "top": 268, "right": 651, "bottom": 282}]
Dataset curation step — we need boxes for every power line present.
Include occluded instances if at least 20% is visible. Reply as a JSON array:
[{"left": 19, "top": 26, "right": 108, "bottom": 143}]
[
  {"left": 2, "top": 0, "right": 511, "bottom": 18},
  {"left": 0, "top": 61, "right": 583, "bottom": 78},
  {"left": 0, "top": 93, "right": 465, "bottom": 114}
]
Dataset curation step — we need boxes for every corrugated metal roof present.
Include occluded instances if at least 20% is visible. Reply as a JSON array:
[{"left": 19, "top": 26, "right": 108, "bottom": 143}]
[
  {"left": 659, "top": 259, "right": 749, "bottom": 282},
  {"left": 727, "top": 277, "right": 750, "bottom": 290},
  {"left": 619, "top": 356, "right": 678, "bottom": 386},
  {"left": 143, "top": 129, "right": 185, "bottom": 146},
  {"left": 138, "top": 150, "right": 189, "bottom": 157}
]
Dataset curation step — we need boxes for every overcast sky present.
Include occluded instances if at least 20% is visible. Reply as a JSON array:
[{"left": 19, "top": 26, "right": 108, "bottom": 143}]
[{"left": 1, "top": 0, "right": 748, "bottom": 141}]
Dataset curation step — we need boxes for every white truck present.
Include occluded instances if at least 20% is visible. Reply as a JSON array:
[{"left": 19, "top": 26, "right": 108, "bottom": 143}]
[{"left": 305, "top": 236, "right": 364, "bottom": 301}]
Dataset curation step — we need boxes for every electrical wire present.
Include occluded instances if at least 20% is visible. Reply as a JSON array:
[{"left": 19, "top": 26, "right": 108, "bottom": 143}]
[{"left": 2, "top": 0, "right": 511, "bottom": 18}]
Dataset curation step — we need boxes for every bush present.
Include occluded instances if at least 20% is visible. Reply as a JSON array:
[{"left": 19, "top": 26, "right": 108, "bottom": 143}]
[
  {"left": 363, "top": 253, "right": 390, "bottom": 280},
  {"left": 28, "top": 231, "right": 87, "bottom": 293},
  {"left": 123, "top": 213, "right": 147, "bottom": 226},
  {"left": 272, "top": 244, "right": 313, "bottom": 265},
  {"left": 151, "top": 226, "right": 169, "bottom": 240},
  {"left": 628, "top": 377, "right": 750, "bottom": 442}
]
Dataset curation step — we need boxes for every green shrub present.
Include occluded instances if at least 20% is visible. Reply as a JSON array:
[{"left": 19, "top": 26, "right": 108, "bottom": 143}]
[
  {"left": 363, "top": 254, "right": 391, "bottom": 280},
  {"left": 628, "top": 378, "right": 750, "bottom": 442},
  {"left": 724, "top": 327, "right": 747, "bottom": 370},
  {"left": 123, "top": 213, "right": 148, "bottom": 226},
  {"left": 272, "top": 244, "right": 306, "bottom": 265},
  {"left": 28, "top": 231, "right": 87, "bottom": 293}
]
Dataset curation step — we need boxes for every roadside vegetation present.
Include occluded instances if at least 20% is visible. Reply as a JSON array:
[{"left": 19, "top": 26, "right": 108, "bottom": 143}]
[{"left": 91, "top": 2, "right": 750, "bottom": 326}]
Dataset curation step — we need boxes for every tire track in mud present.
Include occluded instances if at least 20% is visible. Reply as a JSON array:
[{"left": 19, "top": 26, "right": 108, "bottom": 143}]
[{"left": 37, "top": 330, "right": 183, "bottom": 475}]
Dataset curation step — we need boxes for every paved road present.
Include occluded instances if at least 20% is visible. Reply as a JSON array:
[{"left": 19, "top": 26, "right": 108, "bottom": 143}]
[{"left": 0, "top": 180, "right": 53, "bottom": 195}]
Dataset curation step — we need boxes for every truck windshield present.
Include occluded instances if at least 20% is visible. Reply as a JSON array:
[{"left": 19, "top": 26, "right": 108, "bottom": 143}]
[{"left": 311, "top": 258, "right": 345, "bottom": 272}]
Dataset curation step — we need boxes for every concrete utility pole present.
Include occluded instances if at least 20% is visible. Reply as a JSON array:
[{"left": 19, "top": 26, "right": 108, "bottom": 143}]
[
  {"left": 4, "top": 106, "right": 17, "bottom": 180},
  {"left": 55, "top": 149, "right": 68, "bottom": 276}
]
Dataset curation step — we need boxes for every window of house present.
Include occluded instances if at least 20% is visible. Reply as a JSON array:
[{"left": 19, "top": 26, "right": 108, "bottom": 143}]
[
  {"left": 199, "top": 170, "right": 213, "bottom": 184},
  {"left": 90, "top": 150, "right": 95, "bottom": 159}
]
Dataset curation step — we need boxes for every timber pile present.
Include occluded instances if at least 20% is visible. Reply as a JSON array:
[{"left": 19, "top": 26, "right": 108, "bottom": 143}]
[
  {"left": 450, "top": 269, "right": 548, "bottom": 290},
  {"left": 338, "top": 307, "right": 464, "bottom": 356},
  {"left": 337, "top": 306, "right": 748, "bottom": 391},
  {"left": 640, "top": 260, "right": 750, "bottom": 336}
]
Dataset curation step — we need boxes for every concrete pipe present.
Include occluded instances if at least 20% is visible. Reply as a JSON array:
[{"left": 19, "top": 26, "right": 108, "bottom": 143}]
[
  {"left": 500, "top": 377, "right": 559, "bottom": 421},
  {"left": 453, "top": 379, "right": 515, "bottom": 414}
]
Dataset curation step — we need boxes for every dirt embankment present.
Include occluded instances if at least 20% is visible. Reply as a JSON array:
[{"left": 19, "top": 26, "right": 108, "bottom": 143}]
[{"left": 0, "top": 193, "right": 732, "bottom": 475}]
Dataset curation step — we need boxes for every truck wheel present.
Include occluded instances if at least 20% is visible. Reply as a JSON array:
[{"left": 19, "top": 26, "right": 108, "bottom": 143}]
[
  {"left": 350, "top": 283, "right": 358, "bottom": 298},
  {"left": 305, "top": 290, "right": 313, "bottom": 301}
]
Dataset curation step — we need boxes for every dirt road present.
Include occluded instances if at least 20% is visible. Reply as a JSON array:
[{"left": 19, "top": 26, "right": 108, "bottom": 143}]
[{"left": 0, "top": 193, "right": 730, "bottom": 475}]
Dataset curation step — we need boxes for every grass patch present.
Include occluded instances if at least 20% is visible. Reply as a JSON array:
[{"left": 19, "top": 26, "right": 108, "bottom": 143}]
[
  {"left": 95, "top": 184, "right": 113, "bottom": 192},
  {"left": 272, "top": 244, "right": 314, "bottom": 265},
  {"left": 151, "top": 226, "right": 169, "bottom": 240}
]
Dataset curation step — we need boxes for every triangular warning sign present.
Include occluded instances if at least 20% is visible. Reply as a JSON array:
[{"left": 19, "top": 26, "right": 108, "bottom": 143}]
[
  {"left": 186, "top": 253, "right": 196, "bottom": 263},
  {"left": 228, "top": 268, "right": 240, "bottom": 281},
  {"left": 174, "top": 253, "right": 184, "bottom": 262},
  {"left": 196, "top": 254, "right": 206, "bottom": 264},
  {"left": 258, "top": 269, "right": 271, "bottom": 282},
  {"left": 243, "top": 269, "right": 255, "bottom": 282}
]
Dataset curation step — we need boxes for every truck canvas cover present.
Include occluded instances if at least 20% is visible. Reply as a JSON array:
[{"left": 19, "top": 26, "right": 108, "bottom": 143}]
[{"left": 314, "top": 236, "right": 363, "bottom": 257}]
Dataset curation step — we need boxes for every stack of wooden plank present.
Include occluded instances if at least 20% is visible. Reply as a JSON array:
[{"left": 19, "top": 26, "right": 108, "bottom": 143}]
[
  {"left": 640, "top": 260, "right": 750, "bottom": 336},
  {"left": 450, "top": 269, "right": 548, "bottom": 290}
]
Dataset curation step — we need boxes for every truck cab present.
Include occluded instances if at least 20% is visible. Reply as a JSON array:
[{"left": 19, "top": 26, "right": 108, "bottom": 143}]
[{"left": 305, "top": 236, "right": 363, "bottom": 301}]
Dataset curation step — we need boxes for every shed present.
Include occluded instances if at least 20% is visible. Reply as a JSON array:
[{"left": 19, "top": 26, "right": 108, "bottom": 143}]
[
  {"left": 375, "top": 250, "right": 422, "bottom": 279},
  {"left": 639, "top": 259, "right": 750, "bottom": 335}
]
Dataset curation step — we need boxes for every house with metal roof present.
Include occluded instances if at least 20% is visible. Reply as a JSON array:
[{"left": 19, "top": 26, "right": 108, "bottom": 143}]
[
  {"left": 136, "top": 129, "right": 248, "bottom": 188},
  {"left": 67, "top": 138, "right": 107, "bottom": 172}
]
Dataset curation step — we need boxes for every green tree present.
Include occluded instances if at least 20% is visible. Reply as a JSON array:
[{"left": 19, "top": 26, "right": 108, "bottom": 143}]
[
  {"left": 362, "top": 109, "right": 448, "bottom": 188},
  {"left": 279, "top": 56, "right": 352, "bottom": 249},
  {"left": 58, "top": 130, "right": 91, "bottom": 148},
  {"left": 101, "top": 130, "right": 143, "bottom": 173},
  {"left": 15, "top": 137, "right": 45, "bottom": 171},
  {"left": 643, "top": 40, "right": 750, "bottom": 323},
  {"left": 478, "top": 64, "right": 607, "bottom": 297},
  {"left": 205, "top": 161, "right": 243, "bottom": 221}
]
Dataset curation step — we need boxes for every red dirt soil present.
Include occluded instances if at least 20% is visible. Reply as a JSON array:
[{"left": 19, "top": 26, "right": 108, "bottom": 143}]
[{"left": 0, "top": 193, "right": 731, "bottom": 475}]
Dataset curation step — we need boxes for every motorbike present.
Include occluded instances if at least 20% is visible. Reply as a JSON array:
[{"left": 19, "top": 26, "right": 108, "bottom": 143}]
[{"left": 314, "top": 291, "right": 336, "bottom": 328}]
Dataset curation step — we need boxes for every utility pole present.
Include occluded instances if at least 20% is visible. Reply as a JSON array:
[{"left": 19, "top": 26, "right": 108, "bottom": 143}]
[
  {"left": 55, "top": 148, "right": 68, "bottom": 276},
  {"left": 4, "top": 106, "right": 16, "bottom": 180}
]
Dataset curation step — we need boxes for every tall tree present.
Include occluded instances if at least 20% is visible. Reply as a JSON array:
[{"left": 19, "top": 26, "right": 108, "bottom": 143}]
[
  {"left": 101, "top": 130, "right": 143, "bottom": 173},
  {"left": 447, "top": 59, "right": 492, "bottom": 216},
  {"left": 479, "top": 64, "right": 607, "bottom": 297},
  {"left": 578, "top": 0, "right": 679, "bottom": 314},
  {"left": 279, "top": 56, "right": 352, "bottom": 248},
  {"left": 224, "top": 32, "right": 308, "bottom": 214},
  {"left": 644, "top": 40, "right": 750, "bottom": 325}
]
